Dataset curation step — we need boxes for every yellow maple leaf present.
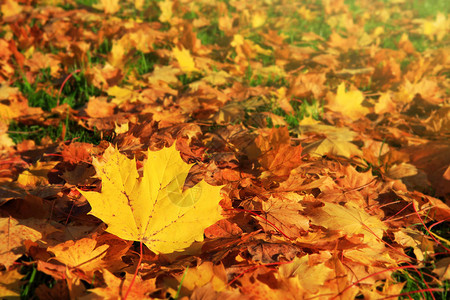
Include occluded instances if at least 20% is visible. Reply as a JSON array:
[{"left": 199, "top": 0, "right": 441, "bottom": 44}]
[
  {"left": 230, "top": 34, "right": 244, "bottom": 48},
  {"left": 107, "top": 41, "right": 126, "bottom": 68},
  {"left": 421, "top": 13, "right": 448, "bottom": 41},
  {"left": 327, "top": 83, "right": 369, "bottom": 121},
  {"left": 0, "top": 0, "right": 22, "bottom": 18},
  {"left": 80, "top": 144, "right": 223, "bottom": 254},
  {"left": 107, "top": 85, "right": 138, "bottom": 105},
  {"left": 0, "top": 103, "right": 17, "bottom": 125},
  {"left": 0, "top": 133, "right": 14, "bottom": 152},
  {"left": 177, "top": 262, "right": 228, "bottom": 292},
  {"left": 251, "top": 11, "right": 267, "bottom": 28},
  {"left": 297, "top": 6, "right": 317, "bottom": 21},
  {"left": 173, "top": 47, "right": 198, "bottom": 73},
  {"left": 92, "top": 0, "right": 120, "bottom": 15},
  {"left": 158, "top": 0, "right": 173, "bottom": 23},
  {"left": 134, "top": 0, "right": 144, "bottom": 11}
]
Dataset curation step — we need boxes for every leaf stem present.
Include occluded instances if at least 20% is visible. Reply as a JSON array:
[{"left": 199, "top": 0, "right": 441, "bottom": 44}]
[
  {"left": 123, "top": 241, "right": 143, "bottom": 300},
  {"left": 57, "top": 69, "right": 80, "bottom": 106}
]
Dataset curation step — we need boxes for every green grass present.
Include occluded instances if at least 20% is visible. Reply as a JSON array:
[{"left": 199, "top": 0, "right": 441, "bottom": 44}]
[
  {"left": 244, "top": 65, "right": 288, "bottom": 88},
  {"left": 392, "top": 266, "right": 449, "bottom": 299},
  {"left": 406, "top": 0, "right": 450, "bottom": 17},
  {"left": 409, "top": 35, "right": 434, "bottom": 53},
  {"left": 400, "top": 56, "right": 415, "bottom": 72},
  {"left": 10, "top": 66, "right": 104, "bottom": 147},
  {"left": 196, "top": 22, "right": 225, "bottom": 46},
  {"left": 87, "top": 38, "right": 112, "bottom": 65},
  {"left": 58, "top": 0, "right": 97, "bottom": 11},
  {"left": 4, "top": 0, "right": 450, "bottom": 298},
  {"left": 390, "top": 219, "right": 450, "bottom": 299},
  {"left": 174, "top": 266, "right": 189, "bottom": 300},
  {"left": 59, "top": 70, "right": 103, "bottom": 108},
  {"left": 75, "top": 0, "right": 98, "bottom": 6},
  {"left": 273, "top": 99, "right": 323, "bottom": 129},
  {"left": 249, "top": 74, "right": 288, "bottom": 88},
  {"left": 19, "top": 258, "right": 56, "bottom": 300},
  {"left": 346, "top": 0, "right": 448, "bottom": 52},
  {"left": 177, "top": 73, "right": 203, "bottom": 86},
  {"left": 344, "top": 0, "right": 363, "bottom": 16},
  {"left": 14, "top": 75, "right": 57, "bottom": 112},
  {"left": 129, "top": 51, "right": 160, "bottom": 76},
  {"left": 363, "top": 19, "right": 403, "bottom": 50},
  {"left": 274, "top": 2, "right": 331, "bottom": 45},
  {"left": 245, "top": 94, "right": 323, "bottom": 130},
  {"left": 183, "top": 11, "right": 199, "bottom": 20},
  {"left": 14, "top": 68, "right": 101, "bottom": 111},
  {"left": 8, "top": 120, "right": 102, "bottom": 145}
]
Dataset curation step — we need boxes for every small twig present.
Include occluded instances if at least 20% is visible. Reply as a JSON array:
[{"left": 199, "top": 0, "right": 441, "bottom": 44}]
[{"left": 7, "top": 129, "right": 43, "bottom": 134}]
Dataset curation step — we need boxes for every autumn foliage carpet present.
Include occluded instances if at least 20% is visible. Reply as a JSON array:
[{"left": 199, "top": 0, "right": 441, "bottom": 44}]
[{"left": 0, "top": 0, "right": 449, "bottom": 299}]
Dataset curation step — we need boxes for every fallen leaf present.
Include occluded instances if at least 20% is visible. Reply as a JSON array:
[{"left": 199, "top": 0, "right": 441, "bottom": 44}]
[
  {"left": 204, "top": 219, "right": 243, "bottom": 239},
  {"left": 148, "top": 65, "right": 180, "bottom": 85},
  {"left": 279, "top": 255, "right": 333, "bottom": 294},
  {"left": 247, "top": 127, "right": 303, "bottom": 178},
  {"left": 16, "top": 161, "right": 59, "bottom": 187},
  {"left": 80, "top": 144, "right": 223, "bottom": 254},
  {"left": 260, "top": 193, "right": 310, "bottom": 238},
  {"left": 433, "top": 257, "right": 450, "bottom": 281},
  {"left": 48, "top": 238, "right": 109, "bottom": 274},
  {"left": 327, "top": 83, "right": 369, "bottom": 121},
  {"left": 107, "top": 86, "right": 139, "bottom": 105},
  {"left": 93, "top": 0, "right": 120, "bottom": 15},
  {"left": 308, "top": 202, "right": 387, "bottom": 244},
  {"left": 83, "top": 269, "right": 156, "bottom": 299},
  {"left": 0, "top": 0, "right": 22, "bottom": 18},
  {"left": 0, "top": 217, "right": 43, "bottom": 268},
  {"left": 86, "top": 97, "right": 116, "bottom": 118},
  {"left": 300, "top": 124, "right": 363, "bottom": 159},
  {"left": 177, "top": 262, "right": 227, "bottom": 293},
  {"left": 158, "top": 0, "right": 173, "bottom": 23},
  {"left": 0, "top": 268, "right": 22, "bottom": 298},
  {"left": 173, "top": 47, "right": 198, "bottom": 73}
]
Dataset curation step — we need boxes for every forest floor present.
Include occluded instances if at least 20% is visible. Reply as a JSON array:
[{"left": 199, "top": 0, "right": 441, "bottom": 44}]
[{"left": 0, "top": 0, "right": 449, "bottom": 299}]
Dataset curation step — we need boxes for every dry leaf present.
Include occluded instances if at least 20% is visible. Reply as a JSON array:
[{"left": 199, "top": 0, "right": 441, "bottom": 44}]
[
  {"left": 48, "top": 238, "right": 109, "bottom": 273},
  {"left": 0, "top": 217, "right": 43, "bottom": 268}
]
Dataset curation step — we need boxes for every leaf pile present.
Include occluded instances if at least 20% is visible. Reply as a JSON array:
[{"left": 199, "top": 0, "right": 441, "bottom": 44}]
[{"left": 1, "top": 0, "right": 449, "bottom": 299}]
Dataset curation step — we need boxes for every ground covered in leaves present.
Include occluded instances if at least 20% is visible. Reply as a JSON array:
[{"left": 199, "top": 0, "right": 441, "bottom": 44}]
[{"left": 1, "top": 0, "right": 450, "bottom": 299}]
